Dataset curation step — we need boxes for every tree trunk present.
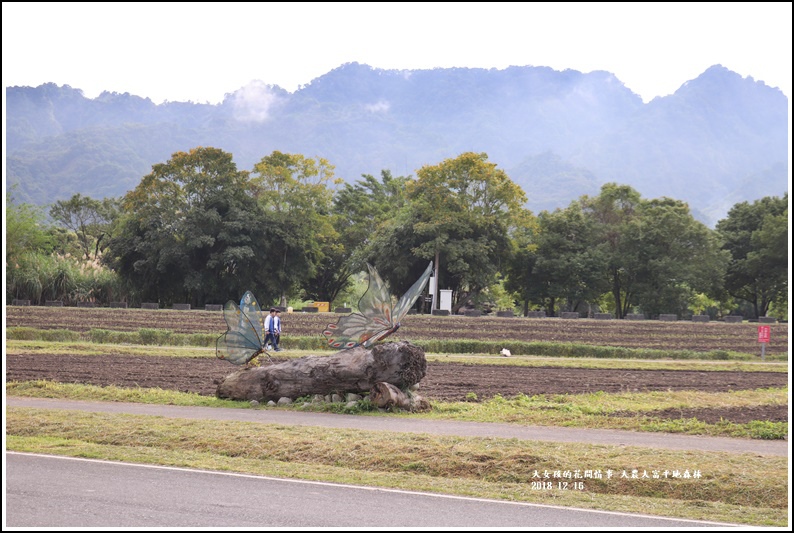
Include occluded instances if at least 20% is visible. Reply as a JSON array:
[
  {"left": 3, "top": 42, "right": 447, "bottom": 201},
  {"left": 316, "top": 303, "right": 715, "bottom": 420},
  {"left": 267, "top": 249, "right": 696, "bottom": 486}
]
[
  {"left": 366, "top": 381, "right": 430, "bottom": 412},
  {"left": 216, "top": 341, "right": 427, "bottom": 403}
]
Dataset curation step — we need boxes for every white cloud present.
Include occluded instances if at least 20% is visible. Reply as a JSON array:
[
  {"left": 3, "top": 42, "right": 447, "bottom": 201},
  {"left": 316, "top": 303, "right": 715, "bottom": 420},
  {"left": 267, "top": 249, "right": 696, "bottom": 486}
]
[
  {"left": 364, "top": 100, "right": 390, "bottom": 113},
  {"left": 2, "top": 2, "right": 791, "bottom": 104},
  {"left": 230, "top": 81, "right": 280, "bottom": 122}
]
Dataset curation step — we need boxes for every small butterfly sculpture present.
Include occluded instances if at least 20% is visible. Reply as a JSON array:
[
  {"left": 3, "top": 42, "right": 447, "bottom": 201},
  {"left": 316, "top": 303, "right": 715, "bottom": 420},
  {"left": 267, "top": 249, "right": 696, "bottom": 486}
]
[
  {"left": 323, "top": 261, "right": 433, "bottom": 349},
  {"left": 216, "top": 291, "right": 272, "bottom": 365}
]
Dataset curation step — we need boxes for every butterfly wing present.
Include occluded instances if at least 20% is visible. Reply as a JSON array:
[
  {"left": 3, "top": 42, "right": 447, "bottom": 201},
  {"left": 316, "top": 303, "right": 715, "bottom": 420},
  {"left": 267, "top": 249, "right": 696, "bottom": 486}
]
[
  {"left": 216, "top": 292, "right": 266, "bottom": 365},
  {"left": 322, "top": 264, "right": 394, "bottom": 349},
  {"left": 391, "top": 261, "right": 433, "bottom": 324},
  {"left": 323, "top": 311, "right": 391, "bottom": 349},
  {"left": 238, "top": 291, "right": 265, "bottom": 344},
  {"left": 358, "top": 263, "right": 395, "bottom": 325}
]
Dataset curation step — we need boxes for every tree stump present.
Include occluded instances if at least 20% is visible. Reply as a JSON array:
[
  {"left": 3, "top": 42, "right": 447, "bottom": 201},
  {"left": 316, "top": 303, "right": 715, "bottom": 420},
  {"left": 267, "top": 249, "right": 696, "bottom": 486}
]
[
  {"left": 216, "top": 341, "right": 427, "bottom": 403},
  {"left": 369, "top": 382, "right": 431, "bottom": 412}
]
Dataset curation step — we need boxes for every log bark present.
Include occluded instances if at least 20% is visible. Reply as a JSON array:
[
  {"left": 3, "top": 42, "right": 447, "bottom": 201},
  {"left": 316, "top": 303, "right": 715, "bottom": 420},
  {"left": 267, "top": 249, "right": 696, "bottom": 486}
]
[
  {"left": 216, "top": 341, "right": 426, "bottom": 403},
  {"left": 370, "top": 382, "right": 412, "bottom": 409}
]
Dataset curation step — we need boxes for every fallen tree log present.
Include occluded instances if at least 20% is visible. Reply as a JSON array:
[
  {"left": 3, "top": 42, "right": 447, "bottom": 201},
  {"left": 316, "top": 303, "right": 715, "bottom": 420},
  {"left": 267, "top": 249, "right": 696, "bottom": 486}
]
[
  {"left": 369, "top": 381, "right": 433, "bottom": 412},
  {"left": 216, "top": 341, "right": 427, "bottom": 403}
]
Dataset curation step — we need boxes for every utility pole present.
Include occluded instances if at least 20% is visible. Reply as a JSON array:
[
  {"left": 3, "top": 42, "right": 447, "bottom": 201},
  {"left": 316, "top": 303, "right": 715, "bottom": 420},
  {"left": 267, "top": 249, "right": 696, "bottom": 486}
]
[{"left": 432, "top": 250, "right": 440, "bottom": 311}]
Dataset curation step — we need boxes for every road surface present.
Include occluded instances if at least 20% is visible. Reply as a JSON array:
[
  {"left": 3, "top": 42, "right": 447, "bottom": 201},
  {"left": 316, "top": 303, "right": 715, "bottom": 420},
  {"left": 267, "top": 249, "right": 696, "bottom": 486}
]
[{"left": 6, "top": 453, "right": 734, "bottom": 528}]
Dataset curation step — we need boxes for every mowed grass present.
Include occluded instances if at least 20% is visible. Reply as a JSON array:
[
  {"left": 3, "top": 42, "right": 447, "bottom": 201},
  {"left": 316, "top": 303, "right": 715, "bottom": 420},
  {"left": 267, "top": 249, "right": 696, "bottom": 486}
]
[
  {"left": 5, "top": 407, "right": 788, "bottom": 527},
  {"left": 6, "top": 379, "right": 788, "bottom": 440}
]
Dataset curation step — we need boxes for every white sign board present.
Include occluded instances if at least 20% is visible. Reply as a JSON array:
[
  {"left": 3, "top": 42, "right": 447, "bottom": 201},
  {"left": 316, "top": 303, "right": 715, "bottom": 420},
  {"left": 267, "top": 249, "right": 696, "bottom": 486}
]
[{"left": 439, "top": 289, "right": 453, "bottom": 312}]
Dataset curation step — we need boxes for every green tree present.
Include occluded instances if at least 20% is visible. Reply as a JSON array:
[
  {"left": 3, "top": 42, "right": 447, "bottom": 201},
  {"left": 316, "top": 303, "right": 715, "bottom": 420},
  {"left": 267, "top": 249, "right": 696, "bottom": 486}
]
[
  {"left": 363, "top": 207, "right": 433, "bottom": 303},
  {"left": 6, "top": 190, "right": 52, "bottom": 261},
  {"left": 716, "top": 194, "right": 788, "bottom": 318},
  {"left": 105, "top": 147, "right": 269, "bottom": 306},
  {"left": 401, "top": 152, "right": 530, "bottom": 313},
  {"left": 6, "top": 190, "right": 54, "bottom": 303},
  {"left": 50, "top": 193, "right": 120, "bottom": 260},
  {"left": 324, "top": 170, "right": 412, "bottom": 304},
  {"left": 250, "top": 151, "right": 339, "bottom": 306},
  {"left": 578, "top": 184, "right": 727, "bottom": 318},
  {"left": 502, "top": 208, "right": 540, "bottom": 316},
  {"left": 627, "top": 197, "right": 728, "bottom": 317},
  {"left": 528, "top": 204, "right": 609, "bottom": 316},
  {"left": 579, "top": 183, "right": 643, "bottom": 318}
]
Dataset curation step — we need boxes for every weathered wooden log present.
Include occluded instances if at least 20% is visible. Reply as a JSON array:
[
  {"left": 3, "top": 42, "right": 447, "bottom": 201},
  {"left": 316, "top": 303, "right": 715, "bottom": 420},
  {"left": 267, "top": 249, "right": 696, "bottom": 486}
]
[
  {"left": 216, "top": 341, "right": 426, "bottom": 403},
  {"left": 369, "top": 382, "right": 431, "bottom": 412},
  {"left": 370, "top": 382, "right": 412, "bottom": 409}
]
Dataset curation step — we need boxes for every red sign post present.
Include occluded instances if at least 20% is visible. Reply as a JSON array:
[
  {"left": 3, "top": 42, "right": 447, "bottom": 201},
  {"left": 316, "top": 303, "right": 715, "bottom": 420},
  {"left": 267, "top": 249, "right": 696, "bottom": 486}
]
[{"left": 757, "top": 325, "right": 771, "bottom": 360}]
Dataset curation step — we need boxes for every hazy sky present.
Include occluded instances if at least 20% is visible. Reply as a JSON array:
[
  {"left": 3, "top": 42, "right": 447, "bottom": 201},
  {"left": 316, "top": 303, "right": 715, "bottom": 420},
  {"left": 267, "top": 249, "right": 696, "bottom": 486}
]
[{"left": 2, "top": 2, "right": 792, "bottom": 104}]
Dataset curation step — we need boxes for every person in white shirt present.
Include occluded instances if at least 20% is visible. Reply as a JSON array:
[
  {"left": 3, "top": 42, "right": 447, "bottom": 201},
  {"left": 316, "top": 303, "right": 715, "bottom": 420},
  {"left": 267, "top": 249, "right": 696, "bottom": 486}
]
[{"left": 263, "top": 308, "right": 282, "bottom": 351}]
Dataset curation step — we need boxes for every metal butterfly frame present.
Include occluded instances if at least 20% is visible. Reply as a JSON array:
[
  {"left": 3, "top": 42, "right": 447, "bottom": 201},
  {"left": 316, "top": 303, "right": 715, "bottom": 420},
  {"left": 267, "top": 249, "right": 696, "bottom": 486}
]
[
  {"left": 216, "top": 290, "right": 273, "bottom": 365},
  {"left": 323, "top": 261, "right": 433, "bottom": 349}
]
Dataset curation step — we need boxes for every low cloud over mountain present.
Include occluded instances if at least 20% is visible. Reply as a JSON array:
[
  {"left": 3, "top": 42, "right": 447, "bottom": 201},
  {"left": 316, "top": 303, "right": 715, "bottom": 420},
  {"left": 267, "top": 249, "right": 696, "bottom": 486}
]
[{"left": 6, "top": 63, "right": 788, "bottom": 226}]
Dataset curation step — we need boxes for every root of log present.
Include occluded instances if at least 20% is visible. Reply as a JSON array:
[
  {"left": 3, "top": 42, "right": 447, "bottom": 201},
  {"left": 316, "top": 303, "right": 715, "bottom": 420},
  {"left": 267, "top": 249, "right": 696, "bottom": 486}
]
[
  {"left": 370, "top": 382, "right": 431, "bottom": 412},
  {"left": 216, "top": 341, "right": 427, "bottom": 404}
]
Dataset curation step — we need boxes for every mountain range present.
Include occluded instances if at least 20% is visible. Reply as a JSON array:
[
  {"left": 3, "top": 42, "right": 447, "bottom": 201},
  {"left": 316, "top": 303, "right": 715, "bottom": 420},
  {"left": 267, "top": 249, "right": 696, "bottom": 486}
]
[{"left": 5, "top": 63, "right": 789, "bottom": 226}]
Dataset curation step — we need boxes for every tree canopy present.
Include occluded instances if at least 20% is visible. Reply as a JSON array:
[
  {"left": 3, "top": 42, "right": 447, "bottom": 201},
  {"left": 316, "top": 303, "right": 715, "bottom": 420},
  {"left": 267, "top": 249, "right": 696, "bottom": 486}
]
[
  {"left": 10, "top": 144, "right": 786, "bottom": 320},
  {"left": 6, "top": 189, "right": 52, "bottom": 262},
  {"left": 251, "top": 151, "right": 340, "bottom": 305},
  {"left": 402, "top": 152, "right": 531, "bottom": 312},
  {"left": 50, "top": 193, "right": 119, "bottom": 260},
  {"left": 105, "top": 147, "right": 269, "bottom": 305},
  {"left": 716, "top": 194, "right": 788, "bottom": 317}
]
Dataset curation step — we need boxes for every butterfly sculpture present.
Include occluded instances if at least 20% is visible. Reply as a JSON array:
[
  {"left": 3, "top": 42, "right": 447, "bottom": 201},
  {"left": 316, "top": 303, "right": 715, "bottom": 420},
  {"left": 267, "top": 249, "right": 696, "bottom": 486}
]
[
  {"left": 323, "top": 261, "right": 433, "bottom": 349},
  {"left": 216, "top": 291, "right": 272, "bottom": 365}
]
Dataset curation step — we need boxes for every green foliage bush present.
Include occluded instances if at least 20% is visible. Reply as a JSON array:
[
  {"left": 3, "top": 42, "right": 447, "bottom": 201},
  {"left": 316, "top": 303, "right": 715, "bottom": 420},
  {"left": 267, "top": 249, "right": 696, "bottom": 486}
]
[
  {"left": 746, "top": 420, "right": 788, "bottom": 440},
  {"left": 280, "top": 336, "right": 329, "bottom": 351},
  {"left": 413, "top": 339, "right": 756, "bottom": 361},
  {"left": 6, "top": 327, "right": 81, "bottom": 342},
  {"left": 185, "top": 333, "right": 217, "bottom": 347},
  {"left": 7, "top": 327, "right": 215, "bottom": 348},
  {"left": 138, "top": 328, "right": 172, "bottom": 345},
  {"left": 6, "top": 251, "right": 128, "bottom": 306},
  {"left": 87, "top": 329, "right": 127, "bottom": 344},
  {"left": 4, "top": 328, "right": 768, "bottom": 361}
]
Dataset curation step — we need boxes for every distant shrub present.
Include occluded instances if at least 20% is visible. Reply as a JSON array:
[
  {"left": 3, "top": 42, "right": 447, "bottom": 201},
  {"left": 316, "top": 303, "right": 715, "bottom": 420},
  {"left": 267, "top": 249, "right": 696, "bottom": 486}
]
[
  {"left": 87, "top": 329, "right": 130, "bottom": 344},
  {"left": 5, "top": 326, "right": 775, "bottom": 362},
  {"left": 185, "top": 333, "right": 217, "bottom": 347},
  {"left": 7, "top": 327, "right": 80, "bottom": 342},
  {"left": 138, "top": 328, "right": 172, "bottom": 345}
]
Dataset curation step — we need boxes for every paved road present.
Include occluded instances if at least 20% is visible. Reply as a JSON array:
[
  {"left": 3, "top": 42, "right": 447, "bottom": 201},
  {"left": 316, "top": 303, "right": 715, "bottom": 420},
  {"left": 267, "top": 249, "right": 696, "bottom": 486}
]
[
  {"left": 6, "top": 396, "right": 788, "bottom": 456},
  {"left": 6, "top": 453, "right": 733, "bottom": 527}
]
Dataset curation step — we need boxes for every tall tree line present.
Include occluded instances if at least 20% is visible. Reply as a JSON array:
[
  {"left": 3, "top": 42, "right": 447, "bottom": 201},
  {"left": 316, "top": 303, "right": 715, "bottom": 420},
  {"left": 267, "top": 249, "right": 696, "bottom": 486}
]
[{"left": 6, "top": 147, "right": 788, "bottom": 319}]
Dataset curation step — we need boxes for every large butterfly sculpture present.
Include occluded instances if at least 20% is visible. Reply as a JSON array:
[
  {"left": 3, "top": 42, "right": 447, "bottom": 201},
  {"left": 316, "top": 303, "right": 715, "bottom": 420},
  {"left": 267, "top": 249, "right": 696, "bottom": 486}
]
[
  {"left": 216, "top": 291, "right": 272, "bottom": 365},
  {"left": 323, "top": 261, "right": 433, "bottom": 349}
]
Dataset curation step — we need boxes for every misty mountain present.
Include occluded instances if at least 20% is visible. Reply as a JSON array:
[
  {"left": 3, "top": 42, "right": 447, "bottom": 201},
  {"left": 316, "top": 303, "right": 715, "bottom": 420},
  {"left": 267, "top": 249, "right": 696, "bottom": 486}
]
[{"left": 5, "top": 63, "right": 788, "bottom": 226}]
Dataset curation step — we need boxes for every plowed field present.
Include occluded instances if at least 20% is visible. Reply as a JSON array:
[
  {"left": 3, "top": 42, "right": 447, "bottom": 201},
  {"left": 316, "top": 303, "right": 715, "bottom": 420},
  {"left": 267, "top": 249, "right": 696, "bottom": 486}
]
[
  {"left": 6, "top": 306, "right": 789, "bottom": 355},
  {"left": 6, "top": 306, "right": 789, "bottom": 425}
]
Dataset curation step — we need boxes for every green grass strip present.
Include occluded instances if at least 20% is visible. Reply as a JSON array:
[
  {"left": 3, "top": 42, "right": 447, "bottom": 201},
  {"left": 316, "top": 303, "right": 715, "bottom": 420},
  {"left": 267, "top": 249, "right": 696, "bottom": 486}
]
[
  {"left": 6, "top": 381, "right": 787, "bottom": 439},
  {"left": 8, "top": 327, "right": 784, "bottom": 361}
]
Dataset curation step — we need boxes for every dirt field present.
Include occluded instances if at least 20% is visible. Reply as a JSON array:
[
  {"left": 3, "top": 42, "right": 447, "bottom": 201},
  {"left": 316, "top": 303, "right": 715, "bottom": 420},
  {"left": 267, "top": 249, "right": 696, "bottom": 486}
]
[
  {"left": 6, "top": 306, "right": 789, "bottom": 355},
  {"left": 5, "top": 352, "right": 788, "bottom": 424},
  {"left": 6, "top": 306, "right": 789, "bottom": 425}
]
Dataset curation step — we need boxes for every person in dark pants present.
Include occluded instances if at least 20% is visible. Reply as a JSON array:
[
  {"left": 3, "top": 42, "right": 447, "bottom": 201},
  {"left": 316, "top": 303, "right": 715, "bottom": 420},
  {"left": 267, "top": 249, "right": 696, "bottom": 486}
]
[
  {"left": 264, "top": 308, "right": 281, "bottom": 351},
  {"left": 273, "top": 309, "right": 282, "bottom": 351}
]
